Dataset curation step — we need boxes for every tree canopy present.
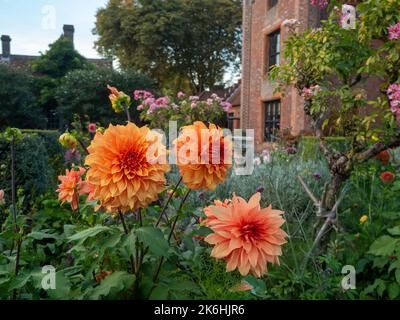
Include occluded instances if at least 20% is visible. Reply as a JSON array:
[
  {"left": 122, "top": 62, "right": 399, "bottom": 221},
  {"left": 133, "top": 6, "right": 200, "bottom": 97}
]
[
  {"left": 0, "top": 65, "right": 46, "bottom": 129},
  {"left": 94, "top": 0, "right": 242, "bottom": 93}
]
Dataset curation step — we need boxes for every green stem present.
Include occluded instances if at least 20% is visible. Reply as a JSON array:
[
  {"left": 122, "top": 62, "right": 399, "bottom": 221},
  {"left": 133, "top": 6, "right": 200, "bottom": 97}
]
[
  {"left": 118, "top": 211, "right": 136, "bottom": 274},
  {"left": 155, "top": 177, "right": 183, "bottom": 228},
  {"left": 152, "top": 189, "right": 191, "bottom": 285}
]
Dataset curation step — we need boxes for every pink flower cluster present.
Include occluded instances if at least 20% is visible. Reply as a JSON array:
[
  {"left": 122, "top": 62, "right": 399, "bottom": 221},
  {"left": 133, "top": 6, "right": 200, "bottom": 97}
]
[
  {"left": 388, "top": 83, "right": 400, "bottom": 116},
  {"left": 310, "top": 0, "right": 328, "bottom": 9},
  {"left": 221, "top": 101, "right": 232, "bottom": 113},
  {"left": 301, "top": 85, "right": 321, "bottom": 100},
  {"left": 140, "top": 96, "right": 171, "bottom": 114},
  {"left": 282, "top": 19, "right": 300, "bottom": 31},
  {"left": 388, "top": 22, "right": 400, "bottom": 41},
  {"left": 135, "top": 90, "right": 233, "bottom": 114},
  {"left": 134, "top": 90, "right": 154, "bottom": 101}
]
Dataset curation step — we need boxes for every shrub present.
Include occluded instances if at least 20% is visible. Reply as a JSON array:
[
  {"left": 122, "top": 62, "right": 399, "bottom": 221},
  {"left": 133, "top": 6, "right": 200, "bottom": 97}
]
[
  {"left": 0, "top": 130, "right": 64, "bottom": 207},
  {"left": 56, "top": 68, "right": 155, "bottom": 127},
  {"left": 298, "top": 136, "right": 351, "bottom": 161},
  {"left": 0, "top": 65, "right": 46, "bottom": 129}
]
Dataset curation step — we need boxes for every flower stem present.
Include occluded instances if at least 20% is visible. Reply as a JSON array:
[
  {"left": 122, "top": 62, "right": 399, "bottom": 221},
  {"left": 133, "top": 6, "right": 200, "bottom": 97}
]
[
  {"left": 118, "top": 211, "right": 136, "bottom": 274},
  {"left": 152, "top": 189, "right": 191, "bottom": 285},
  {"left": 124, "top": 106, "right": 131, "bottom": 122},
  {"left": 155, "top": 177, "right": 183, "bottom": 228}
]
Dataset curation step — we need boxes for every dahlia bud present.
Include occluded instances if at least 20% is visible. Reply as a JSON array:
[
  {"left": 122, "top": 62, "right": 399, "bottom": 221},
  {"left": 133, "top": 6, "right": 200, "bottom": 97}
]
[
  {"left": 59, "top": 132, "right": 78, "bottom": 149},
  {"left": 107, "top": 85, "right": 131, "bottom": 113}
]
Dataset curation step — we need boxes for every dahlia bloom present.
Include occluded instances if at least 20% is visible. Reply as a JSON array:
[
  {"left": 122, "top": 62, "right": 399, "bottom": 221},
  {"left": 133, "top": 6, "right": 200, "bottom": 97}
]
[
  {"left": 388, "top": 22, "right": 400, "bottom": 41},
  {"left": 174, "top": 121, "right": 232, "bottom": 191},
  {"left": 57, "top": 167, "right": 90, "bottom": 211},
  {"left": 107, "top": 85, "right": 131, "bottom": 113},
  {"left": 85, "top": 122, "right": 170, "bottom": 213},
  {"left": 380, "top": 171, "right": 395, "bottom": 184},
  {"left": 204, "top": 193, "right": 287, "bottom": 277},
  {"left": 0, "top": 189, "right": 5, "bottom": 205}
]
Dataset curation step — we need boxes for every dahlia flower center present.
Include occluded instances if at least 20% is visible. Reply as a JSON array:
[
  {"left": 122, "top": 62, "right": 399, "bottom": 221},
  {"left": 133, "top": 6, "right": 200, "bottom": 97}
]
[
  {"left": 120, "top": 150, "right": 145, "bottom": 173},
  {"left": 240, "top": 222, "right": 263, "bottom": 241}
]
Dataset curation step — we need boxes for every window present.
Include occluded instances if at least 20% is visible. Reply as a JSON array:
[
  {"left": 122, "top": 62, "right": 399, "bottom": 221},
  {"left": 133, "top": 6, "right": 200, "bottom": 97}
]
[
  {"left": 227, "top": 112, "right": 240, "bottom": 131},
  {"left": 264, "top": 100, "right": 281, "bottom": 141},
  {"left": 269, "top": 0, "right": 278, "bottom": 8},
  {"left": 267, "top": 30, "right": 280, "bottom": 71}
]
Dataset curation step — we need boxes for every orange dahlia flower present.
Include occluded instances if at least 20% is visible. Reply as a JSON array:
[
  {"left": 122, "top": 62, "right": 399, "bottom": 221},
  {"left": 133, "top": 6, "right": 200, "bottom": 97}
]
[
  {"left": 85, "top": 122, "right": 170, "bottom": 213},
  {"left": 57, "top": 167, "right": 90, "bottom": 211},
  {"left": 173, "top": 121, "right": 232, "bottom": 191},
  {"left": 204, "top": 193, "right": 287, "bottom": 278}
]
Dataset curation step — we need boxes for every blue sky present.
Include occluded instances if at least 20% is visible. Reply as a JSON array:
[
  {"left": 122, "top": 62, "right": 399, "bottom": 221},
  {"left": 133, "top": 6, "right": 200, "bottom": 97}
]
[{"left": 0, "top": 0, "right": 108, "bottom": 58}]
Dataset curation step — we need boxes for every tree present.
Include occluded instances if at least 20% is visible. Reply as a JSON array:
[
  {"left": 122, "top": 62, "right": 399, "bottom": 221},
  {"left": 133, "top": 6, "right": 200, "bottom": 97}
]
[
  {"left": 94, "top": 0, "right": 242, "bottom": 93},
  {"left": 31, "top": 37, "right": 91, "bottom": 124},
  {"left": 56, "top": 67, "right": 155, "bottom": 126},
  {"left": 270, "top": 0, "right": 400, "bottom": 259},
  {"left": 0, "top": 65, "right": 46, "bottom": 129}
]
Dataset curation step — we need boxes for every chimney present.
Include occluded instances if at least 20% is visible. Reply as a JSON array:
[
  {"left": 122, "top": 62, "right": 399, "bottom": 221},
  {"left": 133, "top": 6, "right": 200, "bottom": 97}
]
[
  {"left": 1, "top": 35, "right": 11, "bottom": 58},
  {"left": 63, "top": 25, "right": 75, "bottom": 44}
]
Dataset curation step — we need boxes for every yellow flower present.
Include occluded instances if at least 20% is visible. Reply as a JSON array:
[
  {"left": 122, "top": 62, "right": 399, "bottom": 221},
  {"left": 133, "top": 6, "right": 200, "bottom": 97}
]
[
  {"left": 59, "top": 132, "right": 78, "bottom": 149},
  {"left": 85, "top": 122, "right": 170, "bottom": 213},
  {"left": 360, "top": 215, "right": 368, "bottom": 225}
]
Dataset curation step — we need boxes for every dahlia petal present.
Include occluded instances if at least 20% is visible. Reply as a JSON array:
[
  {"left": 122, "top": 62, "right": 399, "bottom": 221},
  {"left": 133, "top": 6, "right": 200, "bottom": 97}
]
[
  {"left": 226, "top": 250, "right": 240, "bottom": 272},
  {"left": 211, "top": 240, "right": 231, "bottom": 258},
  {"left": 205, "top": 233, "right": 226, "bottom": 245}
]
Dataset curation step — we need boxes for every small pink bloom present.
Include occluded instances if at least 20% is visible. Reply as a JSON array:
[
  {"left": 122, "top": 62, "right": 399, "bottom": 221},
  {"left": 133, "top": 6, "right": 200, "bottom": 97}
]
[
  {"left": 88, "top": 123, "right": 97, "bottom": 133},
  {"left": 177, "top": 91, "right": 186, "bottom": 98},
  {"left": 388, "top": 22, "right": 400, "bottom": 41}
]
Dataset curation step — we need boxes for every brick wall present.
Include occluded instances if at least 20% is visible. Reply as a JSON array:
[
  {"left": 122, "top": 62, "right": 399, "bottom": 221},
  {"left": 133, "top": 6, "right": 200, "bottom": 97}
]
[{"left": 241, "top": 0, "right": 321, "bottom": 151}]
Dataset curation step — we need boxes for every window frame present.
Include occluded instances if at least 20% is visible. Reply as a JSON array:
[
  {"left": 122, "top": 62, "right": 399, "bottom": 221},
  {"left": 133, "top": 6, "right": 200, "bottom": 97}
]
[
  {"left": 267, "top": 29, "right": 281, "bottom": 71},
  {"left": 269, "top": 0, "right": 278, "bottom": 8},
  {"left": 264, "top": 100, "right": 281, "bottom": 142}
]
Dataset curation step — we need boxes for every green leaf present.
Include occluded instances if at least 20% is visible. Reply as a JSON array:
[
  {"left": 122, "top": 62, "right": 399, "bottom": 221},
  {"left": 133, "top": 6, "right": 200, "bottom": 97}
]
[
  {"left": 396, "top": 269, "right": 400, "bottom": 284},
  {"left": 28, "top": 231, "right": 59, "bottom": 240},
  {"left": 47, "top": 271, "right": 71, "bottom": 300},
  {"left": 68, "top": 226, "right": 112, "bottom": 242},
  {"left": 136, "top": 227, "right": 169, "bottom": 258},
  {"left": 88, "top": 271, "right": 135, "bottom": 300},
  {"left": 388, "top": 283, "right": 400, "bottom": 300},
  {"left": 150, "top": 285, "right": 169, "bottom": 300},
  {"left": 368, "top": 236, "right": 399, "bottom": 257},
  {"left": 388, "top": 226, "right": 400, "bottom": 236},
  {"left": 9, "top": 273, "right": 31, "bottom": 290}
]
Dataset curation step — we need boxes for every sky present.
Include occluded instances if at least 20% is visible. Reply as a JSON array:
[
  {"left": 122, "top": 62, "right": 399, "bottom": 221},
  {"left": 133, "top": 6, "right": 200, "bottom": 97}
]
[{"left": 0, "top": 0, "right": 108, "bottom": 59}]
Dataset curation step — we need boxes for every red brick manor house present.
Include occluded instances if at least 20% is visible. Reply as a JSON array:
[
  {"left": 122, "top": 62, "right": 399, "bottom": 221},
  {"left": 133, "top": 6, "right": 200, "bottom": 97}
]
[{"left": 232, "top": 0, "right": 327, "bottom": 150}]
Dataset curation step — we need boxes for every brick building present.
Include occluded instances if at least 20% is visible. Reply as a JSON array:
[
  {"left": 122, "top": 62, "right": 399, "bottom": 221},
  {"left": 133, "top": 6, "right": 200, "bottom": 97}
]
[
  {"left": 0, "top": 25, "right": 112, "bottom": 70},
  {"left": 240, "top": 0, "right": 326, "bottom": 150}
]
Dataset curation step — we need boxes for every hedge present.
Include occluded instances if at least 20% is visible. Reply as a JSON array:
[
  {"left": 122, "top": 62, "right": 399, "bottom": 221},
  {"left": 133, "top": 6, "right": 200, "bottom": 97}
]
[{"left": 0, "top": 130, "right": 64, "bottom": 207}]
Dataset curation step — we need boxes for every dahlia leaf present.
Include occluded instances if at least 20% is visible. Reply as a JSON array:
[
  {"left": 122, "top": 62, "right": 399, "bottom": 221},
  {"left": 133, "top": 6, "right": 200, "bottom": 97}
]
[
  {"left": 136, "top": 227, "right": 170, "bottom": 258},
  {"left": 68, "top": 226, "right": 113, "bottom": 243},
  {"left": 88, "top": 271, "right": 135, "bottom": 300},
  {"left": 368, "top": 236, "right": 399, "bottom": 257}
]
